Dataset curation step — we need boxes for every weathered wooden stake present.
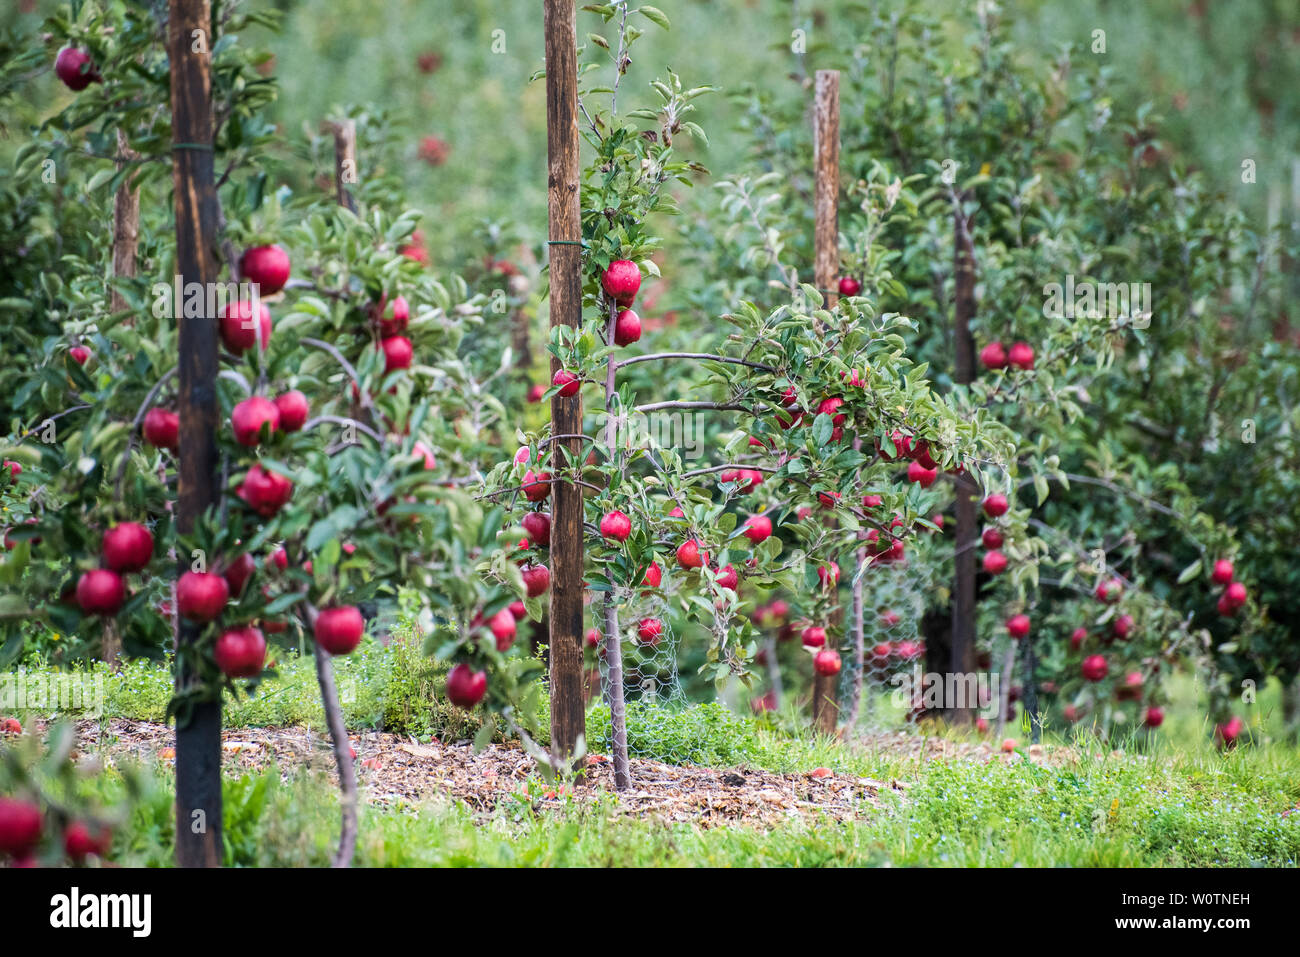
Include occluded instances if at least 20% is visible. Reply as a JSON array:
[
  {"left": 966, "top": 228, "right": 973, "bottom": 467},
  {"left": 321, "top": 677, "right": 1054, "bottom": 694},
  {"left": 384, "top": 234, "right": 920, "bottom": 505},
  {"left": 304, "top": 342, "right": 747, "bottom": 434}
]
[
  {"left": 544, "top": 0, "right": 586, "bottom": 774},
  {"left": 169, "top": 0, "right": 222, "bottom": 868},
  {"left": 811, "top": 69, "right": 840, "bottom": 737}
]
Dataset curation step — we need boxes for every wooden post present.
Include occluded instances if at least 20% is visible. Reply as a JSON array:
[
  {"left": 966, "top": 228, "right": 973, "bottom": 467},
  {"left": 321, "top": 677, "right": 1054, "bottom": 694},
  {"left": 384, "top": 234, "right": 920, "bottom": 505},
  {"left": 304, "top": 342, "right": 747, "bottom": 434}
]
[
  {"left": 544, "top": 0, "right": 586, "bottom": 774},
  {"left": 329, "top": 119, "right": 358, "bottom": 214},
  {"left": 950, "top": 194, "right": 978, "bottom": 725},
  {"left": 811, "top": 70, "right": 840, "bottom": 736},
  {"left": 169, "top": 0, "right": 223, "bottom": 868}
]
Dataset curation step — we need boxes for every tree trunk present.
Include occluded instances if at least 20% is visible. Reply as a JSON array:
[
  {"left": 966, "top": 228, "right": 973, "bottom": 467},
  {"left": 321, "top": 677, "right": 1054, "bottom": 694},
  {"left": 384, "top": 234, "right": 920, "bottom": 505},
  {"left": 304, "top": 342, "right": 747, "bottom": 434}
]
[
  {"left": 543, "top": 0, "right": 586, "bottom": 776},
  {"left": 169, "top": 0, "right": 223, "bottom": 869}
]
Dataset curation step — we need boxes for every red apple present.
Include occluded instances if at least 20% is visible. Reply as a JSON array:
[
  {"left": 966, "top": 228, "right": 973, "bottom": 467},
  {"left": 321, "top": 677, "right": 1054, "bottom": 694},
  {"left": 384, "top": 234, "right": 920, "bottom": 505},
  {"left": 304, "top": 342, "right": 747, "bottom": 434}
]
[
  {"left": 522, "top": 564, "right": 550, "bottom": 598},
  {"left": 1095, "top": 578, "right": 1124, "bottom": 604},
  {"left": 314, "top": 605, "right": 365, "bottom": 655},
  {"left": 488, "top": 608, "right": 517, "bottom": 650},
  {"left": 222, "top": 552, "right": 256, "bottom": 598},
  {"left": 102, "top": 522, "right": 154, "bottom": 572},
  {"left": 522, "top": 471, "right": 551, "bottom": 503},
  {"left": 599, "top": 510, "right": 632, "bottom": 542},
  {"left": 69, "top": 345, "right": 91, "bottom": 365},
  {"left": 76, "top": 569, "right": 125, "bottom": 615},
  {"left": 801, "top": 626, "right": 826, "bottom": 648},
  {"left": 1215, "top": 715, "right": 1245, "bottom": 747},
  {"left": 508, "top": 600, "right": 527, "bottom": 620},
  {"left": 837, "top": 276, "right": 862, "bottom": 296},
  {"left": 522, "top": 512, "right": 551, "bottom": 547},
  {"left": 1008, "top": 341, "right": 1035, "bottom": 370},
  {"left": 1001, "top": 738, "right": 1016, "bottom": 753},
  {"left": 715, "top": 564, "right": 739, "bottom": 590},
  {"left": 239, "top": 244, "right": 291, "bottom": 295},
  {"left": 446, "top": 663, "right": 487, "bottom": 708},
  {"left": 1143, "top": 706, "right": 1164, "bottom": 728},
  {"left": 907, "top": 460, "right": 937, "bottom": 488},
  {"left": 981, "top": 527, "right": 1003, "bottom": 549},
  {"left": 601, "top": 260, "right": 641, "bottom": 305},
  {"left": 979, "top": 342, "right": 1008, "bottom": 369},
  {"left": 1006, "top": 614, "right": 1030, "bottom": 639},
  {"left": 1112, "top": 613, "right": 1134, "bottom": 640},
  {"left": 219, "top": 300, "right": 271, "bottom": 353},
  {"left": 818, "top": 562, "right": 840, "bottom": 587},
  {"left": 214, "top": 625, "right": 267, "bottom": 678},
  {"left": 636, "top": 618, "right": 664, "bottom": 646},
  {"left": 0, "top": 798, "right": 42, "bottom": 857},
  {"left": 2, "top": 717, "right": 20, "bottom": 735},
  {"left": 862, "top": 494, "right": 882, "bottom": 509},
  {"left": 55, "top": 46, "right": 100, "bottom": 90},
  {"left": 552, "top": 370, "right": 580, "bottom": 398},
  {"left": 1081, "top": 654, "right": 1108, "bottom": 682},
  {"left": 1211, "top": 559, "right": 1234, "bottom": 585},
  {"left": 230, "top": 396, "right": 280, "bottom": 447},
  {"left": 982, "top": 494, "right": 1009, "bottom": 517},
  {"left": 526, "top": 383, "right": 545, "bottom": 403},
  {"left": 641, "top": 561, "right": 662, "bottom": 588},
  {"left": 142, "top": 408, "right": 179, "bottom": 450},
  {"left": 380, "top": 336, "right": 414, "bottom": 373},
  {"left": 176, "top": 571, "right": 229, "bottom": 622},
  {"left": 1070, "top": 627, "right": 1086, "bottom": 650},
  {"left": 374, "top": 295, "right": 410, "bottom": 337},
  {"left": 613, "top": 309, "right": 641, "bottom": 346},
  {"left": 1223, "top": 581, "right": 1247, "bottom": 610},
  {"left": 982, "top": 550, "right": 1008, "bottom": 576},
  {"left": 814, "top": 648, "right": 842, "bottom": 676},
  {"left": 585, "top": 627, "right": 600, "bottom": 649},
  {"left": 743, "top": 514, "right": 772, "bottom": 544},
  {"left": 676, "top": 539, "right": 704, "bottom": 569},
  {"left": 274, "top": 390, "right": 309, "bottom": 432},
  {"left": 63, "top": 820, "right": 111, "bottom": 861}
]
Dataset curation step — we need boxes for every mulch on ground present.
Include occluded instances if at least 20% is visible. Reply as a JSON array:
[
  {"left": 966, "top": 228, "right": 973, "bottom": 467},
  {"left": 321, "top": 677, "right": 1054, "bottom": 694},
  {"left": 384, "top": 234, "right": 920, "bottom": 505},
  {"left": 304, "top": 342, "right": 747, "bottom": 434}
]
[{"left": 72, "top": 718, "right": 902, "bottom": 829}]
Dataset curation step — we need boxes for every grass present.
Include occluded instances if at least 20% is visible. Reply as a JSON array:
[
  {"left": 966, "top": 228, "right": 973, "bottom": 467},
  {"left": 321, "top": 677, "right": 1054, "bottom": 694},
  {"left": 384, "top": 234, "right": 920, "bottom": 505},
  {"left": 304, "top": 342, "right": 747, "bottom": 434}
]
[{"left": 9, "top": 646, "right": 1300, "bottom": 867}]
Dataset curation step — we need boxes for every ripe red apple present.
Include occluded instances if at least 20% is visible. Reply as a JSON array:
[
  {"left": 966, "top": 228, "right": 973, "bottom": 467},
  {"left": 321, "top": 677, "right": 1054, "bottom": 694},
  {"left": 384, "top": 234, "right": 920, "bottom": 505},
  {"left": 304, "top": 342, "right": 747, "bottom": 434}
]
[
  {"left": 801, "top": 626, "right": 826, "bottom": 648},
  {"left": 488, "top": 608, "right": 518, "bottom": 650},
  {"left": 1006, "top": 614, "right": 1030, "bottom": 640},
  {"left": 1211, "top": 559, "right": 1234, "bottom": 585},
  {"left": 69, "top": 345, "right": 91, "bottom": 365},
  {"left": 526, "top": 383, "right": 545, "bottom": 403},
  {"left": 269, "top": 547, "right": 289, "bottom": 571},
  {"left": 508, "top": 600, "right": 527, "bottom": 620},
  {"left": 102, "top": 522, "right": 153, "bottom": 572},
  {"left": 380, "top": 335, "right": 414, "bottom": 373},
  {"left": 880, "top": 610, "right": 901, "bottom": 629},
  {"left": 817, "top": 396, "right": 846, "bottom": 427},
  {"left": 1001, "top": 738, "right": 1016, "bottom": 753},
  {"left": 585, "top": 627, "right": 600, "bottom": 649},
  {"left": 817, "top": 491, "right": 841, "bottom": 509},
  {"left": 982, "top": 494, "right": 1009, "bottom": 517},
  {"left": 1112, "top": 613, "right": 1134, "bottom": 640},
  {"left": 837, "top": 276, "right": 861, "bottom": 296},
  {"left": 522, "top": 512, "right": 551, "bottom": 546},
  {"left": 676, "top": 539, "right": 704, "bottom": 569},
  {"left": 907, "top": 460, "right": 937, "bottom": 488},
  {"left": 982, "top": 550, "right": 1008, "bottom": 575},
  {"left": 1070, "top": 627, "right": 1086, "bottom": 650},
  {"left": 1095, "top": 578, "right": 1124, "bottom": 604},
  {"left": 1116, "top": 670, "right": 1144, "bottom": 701},
  {"left": 814, "top": 648, "right": 842, "bottom": 676},
  {"left": 979, "top": 341, "right": 1008, "bottom": 369},
  {"left": 601, "top": 260, "right": 641, "bottom": 305},
  {"left": 63, "top": 820, "right": 111, "bottom": 861},
  {"left": 636, "top": 617, "right": 663, "bottom": 646},
  {"left": 715, "top": 564, "right": 738, "bottom": 590},
  {"left": 214, "top": 625, "right": 267, "bottom": 678},
  {"left": 613, "top": 309, "right": 642, "bottom": 346},
  {"left": 177, "top": 571, "right": 229, "bottom": 622},
  {"left": 1081, "top": 654, "right": 1108, "bottom": 682},
  {"left": 522, "top": 564, "right": 550, "bottom": 598},
  {"left": 219, "top": 300, "right": 271, "bottom": 353},
  {"left": 55, "top": 46, "right": 100, "bottom": 90},
  {"left": 142, "top": 408, "right": 179, "bottom": 450},
  {"left": 314, "top": 605, "right": 365, "bottom": 655},
  {"left": 975, "top": 716, "right": 990, "bottom": 733},
  {"left": 76, "top": 568, "right": 125, "bottom": 615},
  {"left": 0, "top": 798, "right": 42, "bottom": 857},
  {"left": 274, "top": 390, "right": 309, "bottom": 432},
  {"left": 552, "top": 370, "right": 580, "bottom": 398},
  {"left": 599, "top": 510, "right": 632, "bottom": 542},
  {"left": 743, "top": 514, "right": 772, "bottom": 544},
  {"left": 2, "top": 717, "right": 20, "bottom": 735},
  {"left": 522, "top": 470, "right": 551, "bottom": 503},
  {"left": 818, "top": 562, "right": 840, "bottom": 587},
  {"left": 374, "top": 295, "right": 410, "bottom": 337},
  {"left": 239, "top": 244, "right": 291, "bottom": 295},
  {"left": 231, "top": 396, "right": 281, "bottom": 447},
  {"left": 1144, "top": 706, "right": 1164, "bottom": 729},
  {"left": 222, "top": 552, "right": 256, "bottom": 597},
  {"left": 981, "top": 527, "right": 1003, "bottom": 549},
  {"left": 238, "top": 464, "right": 293, "bottom": 517},
  {"left": 2, "top": 460, "right": 20, "bottom": 482},
  {"left": 641, "top": 561, "right": 662, "bottom": 588},
  {"left": 862, "top": 494, "right": 882, "bottom": 509},
  {"left": 1215, "top": 715, "right": 1245, "bottom": 747},
  {"left": 1008, "top": 341, "right": 1035, "bottom": 370},
  {"left": 446, "top": 663, "right": 487, "bottom": 708},
  {"left": 1223, "top": 581, "right": 1247, "bottom": 609}
]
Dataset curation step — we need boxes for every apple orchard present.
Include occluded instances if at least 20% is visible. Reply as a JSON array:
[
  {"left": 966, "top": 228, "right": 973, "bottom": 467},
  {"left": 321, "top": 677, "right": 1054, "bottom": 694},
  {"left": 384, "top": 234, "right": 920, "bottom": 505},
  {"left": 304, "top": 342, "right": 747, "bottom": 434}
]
[{"left": 0, "top": 0, "right": 1293, "bottom": 867}]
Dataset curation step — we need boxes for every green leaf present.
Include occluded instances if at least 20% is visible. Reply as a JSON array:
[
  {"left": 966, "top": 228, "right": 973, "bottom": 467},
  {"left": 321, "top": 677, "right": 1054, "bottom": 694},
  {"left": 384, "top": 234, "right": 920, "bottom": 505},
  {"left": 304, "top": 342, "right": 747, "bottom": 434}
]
[{"left": 638, "top": 5, "right": 670, "bottom": 28}]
